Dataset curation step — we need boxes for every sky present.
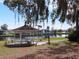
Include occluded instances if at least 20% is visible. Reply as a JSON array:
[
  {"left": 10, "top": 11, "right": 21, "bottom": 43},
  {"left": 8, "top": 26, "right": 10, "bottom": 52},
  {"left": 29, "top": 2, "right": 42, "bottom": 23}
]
[{"left": 0, "top": 0, "right": 72, "bottom": 30}]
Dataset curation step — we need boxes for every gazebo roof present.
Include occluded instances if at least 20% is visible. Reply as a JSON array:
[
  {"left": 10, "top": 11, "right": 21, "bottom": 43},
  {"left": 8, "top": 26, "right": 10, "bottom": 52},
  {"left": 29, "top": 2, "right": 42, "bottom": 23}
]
[
  {"left": 13, "top": 25, "right": 38, "bottom": 31},
  {"left": 12, "top": 25, "right": 39, "bottom": 33}
]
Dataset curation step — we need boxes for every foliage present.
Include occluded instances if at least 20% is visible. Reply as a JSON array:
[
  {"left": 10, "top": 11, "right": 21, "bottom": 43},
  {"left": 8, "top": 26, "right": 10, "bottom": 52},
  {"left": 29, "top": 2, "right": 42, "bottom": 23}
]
[
  {"left": 4, "top": 0, "right": 49, "bottom": 25},
  {"left": 52, "top": 0, "right": 79, "bottom": 24},
  {"left": 3, "top": 0, "right": 79, "bottom": 27},
  {"left": 1, "top": 24, "right": 8, "bottom": 30},
  {"left": 68, "top": 31, "right": 79, "bottom": 42},
  {"left": 0, "top": 24, "right": 8, "bottom": 40},
  {"left": 4, "top": 0, "right": 79, "bottom": 43},
  {"left": 51, "top": 0, "right": 79, "bottom": 42},
  {"left": 67, "top": 28, "right": 74, "bottom": 33}
]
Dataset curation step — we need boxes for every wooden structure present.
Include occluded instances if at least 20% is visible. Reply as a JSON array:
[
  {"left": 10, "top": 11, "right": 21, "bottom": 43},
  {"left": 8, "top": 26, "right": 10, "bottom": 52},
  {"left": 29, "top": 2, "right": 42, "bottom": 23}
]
[
  {"left": 11, "top": 24, "right": 41, "bottom": 42},
  {"left": 13, "top": 25, "right": 39, "bottom": 36},
  {"left": 5, "top": 24, "right": 43, "bottom": 47}
]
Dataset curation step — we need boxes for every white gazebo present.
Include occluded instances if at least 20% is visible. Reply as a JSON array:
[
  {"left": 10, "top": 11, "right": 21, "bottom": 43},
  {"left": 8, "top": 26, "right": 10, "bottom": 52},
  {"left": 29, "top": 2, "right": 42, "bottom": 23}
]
[{"left": 5, "top": 24, "right": 42, "bottom": 47}]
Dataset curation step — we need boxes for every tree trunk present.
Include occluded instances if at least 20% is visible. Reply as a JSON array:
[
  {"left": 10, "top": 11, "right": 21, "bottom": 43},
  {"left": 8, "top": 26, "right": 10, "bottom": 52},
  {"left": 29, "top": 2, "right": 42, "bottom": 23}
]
[
  {"left": 48, "top": 36, "right": 50, "bottom": 45},
  {"left": 76, "top": 10, "right": 79, "bottom": 31}
]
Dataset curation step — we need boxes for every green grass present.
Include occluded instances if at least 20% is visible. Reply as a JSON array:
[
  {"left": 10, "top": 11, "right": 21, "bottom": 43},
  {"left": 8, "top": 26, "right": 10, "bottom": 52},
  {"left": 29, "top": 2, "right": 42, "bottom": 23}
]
[
  {"left": 33, "top": 37, "right": 66, "bottom": 42},
  {"left": 0, "top": 41, "right": 18, "bottom": 56},
  {"left": 0, "top": 37, "right": 67, "bottom": 56},
  {"left": 0, "top": 40, "right": 49, "bottom": 56}
]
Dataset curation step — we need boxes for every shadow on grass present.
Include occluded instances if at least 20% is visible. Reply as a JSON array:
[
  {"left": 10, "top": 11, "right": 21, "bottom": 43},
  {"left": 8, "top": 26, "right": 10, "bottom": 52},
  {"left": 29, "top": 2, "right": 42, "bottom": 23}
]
[{"left": 4, "top": 44, "right": 35, "bottom": 48}]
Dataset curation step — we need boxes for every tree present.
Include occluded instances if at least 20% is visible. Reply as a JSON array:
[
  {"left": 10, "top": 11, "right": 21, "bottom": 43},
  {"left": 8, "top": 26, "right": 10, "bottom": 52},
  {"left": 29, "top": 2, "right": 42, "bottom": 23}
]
[
  {"left": 1, "top": 24, "right": 8, "bottom": 30},
  {"left": 4, "top": 0, "right": 49, "bottom": 25},
  {"left": 4, "top": 0, "right": 79, "bottom": 42},
  {"left": 0, "top": 24, "right": 8, "bottom": 40},
  {"left": 57, "top": 29, "right": 62, "bottom": 37},
  {"left": 4, "top": 0, "right": 51, "bottom": 44},
  {"left": 51, "top": 0, "right": 79, "bottom": 42},
  {"left": 4, "top": 0, "right": 79, "bottom": 28},
  {"left": 67, "top": 28, "right": 74, "bottom": 33},
  {"left": 52, "top": 0, "right": 79, "bottom": 31}
]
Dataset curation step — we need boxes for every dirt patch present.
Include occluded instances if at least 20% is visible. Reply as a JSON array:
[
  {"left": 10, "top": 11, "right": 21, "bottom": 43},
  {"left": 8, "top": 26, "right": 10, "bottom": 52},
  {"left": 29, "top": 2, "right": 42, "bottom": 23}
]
[
  {"left": 1, "top": 44, "right": 79, "bottom": 59},
  {"left": 18, "top": 45, "right": 79, "bottom": 59}
]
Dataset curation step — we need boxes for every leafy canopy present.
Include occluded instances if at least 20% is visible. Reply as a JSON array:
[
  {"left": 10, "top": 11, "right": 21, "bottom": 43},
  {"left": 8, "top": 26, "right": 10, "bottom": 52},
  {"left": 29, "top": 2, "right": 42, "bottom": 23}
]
[
  {"left": 4, "top": 0, "right": 79, "bottom": 25},
  {"left": 52, "top": 0, "right": 79, "bottom": 24},
  {"left": 4, "top": 0, "right": 49, "bottom": 25}
]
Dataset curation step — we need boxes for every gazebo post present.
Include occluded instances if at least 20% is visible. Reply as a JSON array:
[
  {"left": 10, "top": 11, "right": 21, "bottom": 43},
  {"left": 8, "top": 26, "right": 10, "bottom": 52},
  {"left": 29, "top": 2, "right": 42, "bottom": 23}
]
[
  {"left": 20, "top": 33, "right": 22, "bottom": 44},
  {"left": 14, "top": 32, "right": 15, "bottom": 43}
]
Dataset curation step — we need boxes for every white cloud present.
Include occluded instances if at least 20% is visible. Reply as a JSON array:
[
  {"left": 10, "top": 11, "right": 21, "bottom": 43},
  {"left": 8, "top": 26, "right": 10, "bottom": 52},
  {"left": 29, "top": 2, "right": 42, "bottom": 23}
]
[{"left": 0, "top": 0, "right": 4, "bottom": 3}]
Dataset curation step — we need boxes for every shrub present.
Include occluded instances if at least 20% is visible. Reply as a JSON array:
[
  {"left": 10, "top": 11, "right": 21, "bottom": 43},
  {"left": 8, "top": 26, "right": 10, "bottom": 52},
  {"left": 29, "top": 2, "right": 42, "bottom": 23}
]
[{"left": 68, "top": 31, "right": 79, "bottom": 42}]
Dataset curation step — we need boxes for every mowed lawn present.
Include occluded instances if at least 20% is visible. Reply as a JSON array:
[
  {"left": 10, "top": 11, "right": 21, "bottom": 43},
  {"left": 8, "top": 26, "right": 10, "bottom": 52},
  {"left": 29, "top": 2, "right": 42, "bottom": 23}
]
[
  {"left": 34, "top": 37, "right": 67, "bottom": 42},
  {"left": 0, "top": 41, "right": 18, "bottom": 56},
  {"left": 0, "top": 37, "right": 67, "bottom": 56}
]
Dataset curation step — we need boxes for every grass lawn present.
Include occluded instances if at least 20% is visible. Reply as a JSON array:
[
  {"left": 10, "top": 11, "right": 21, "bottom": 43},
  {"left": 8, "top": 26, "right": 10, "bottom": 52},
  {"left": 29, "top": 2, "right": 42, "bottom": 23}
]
[
  {"left": 0, "top": 38, "right": 78, "bottom": 59},
  {"left": 0, "top": 37, "right": 68, "bottom": 56},
  {"left": 0, "top": 40, "right": 48, "bottom": 56},
  {"left": 0, "top": 41, "right": 18, "bottom": 56},
  {"left": 34, "top": 37, "right": 67, "bottom": 42}
]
